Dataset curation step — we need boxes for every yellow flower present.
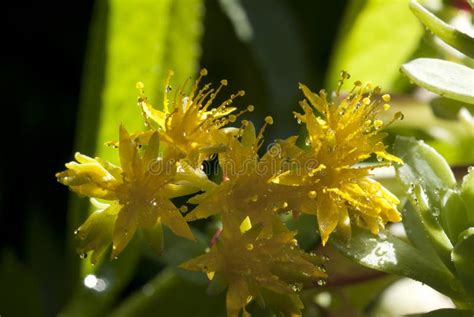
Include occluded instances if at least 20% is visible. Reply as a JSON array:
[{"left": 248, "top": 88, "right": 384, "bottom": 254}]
[
  {"left": 180, "top": 222, "right": 327, "bottom": 317},
  {"left": 272, "top": 73, "right": 403, "bottom": 245},
  {"left": 133, "top": 69, "right": 254, "bottom": 166},
  {"left": 56, "top": 125, "right": 198, "bottom": 262},
  {"left": 185, "top": 118, "right": 294, "bottom": 236}
]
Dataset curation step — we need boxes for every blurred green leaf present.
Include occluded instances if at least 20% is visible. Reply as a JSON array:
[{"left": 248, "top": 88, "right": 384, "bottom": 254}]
[
  {"left": 64, "top": 0, "right": 204, "bottom": 314},
  {"left": 401, "top": 58, "right": 474, "bottom": 104},
  {"left": 394, "top": 136, "right": 454, "bottom": 268},
  {"left": 331, "top": 227, "right": 464, "bottom": 301},
  {"left": 452, "top": 227, "right": 474, "bottom": 297},
  {"left": 0, "top": 250, "right": 44, "bottom": 317},
  {"left": 460, "top": 168, "right": 474, "bottom": 226},
  {"left": 409, "top": 0, "right": 474, "bottom": 58},
  {"left": 430, "top": 97, "right": 474, "bottom": 120},
  {"left": 108, "top": 268, "right": 226, "bottom": 317},
  {"left": 61, "top": 237, "right": 141, "bottom": 317},
  {"left": 440, "top": 189, "right": 469, "bottom": 244},
  {"left": 326, "top": 0, "right": 423, "bottom": 90},
  {"left": 405, "top": 308, "right": 473, "bottom": 317}
]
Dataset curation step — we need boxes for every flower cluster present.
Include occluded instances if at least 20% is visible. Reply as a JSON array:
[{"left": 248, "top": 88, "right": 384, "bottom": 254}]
[{"left": 56, "top": 70, "right": 403, "bottom": 316}]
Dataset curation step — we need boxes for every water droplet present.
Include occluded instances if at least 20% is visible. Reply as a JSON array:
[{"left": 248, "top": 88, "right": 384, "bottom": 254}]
[
  {"left": 246, "top": 243, "right": 254, "bottom": 251},
  {"left": 308, "top": 191, "right": 317, "bottom": 199},
  {"left": 80, "top": 253, "right": 87, "bottom": 259},
  {"left": 316, "top": 279, "right": 326, "bottom": 286},
  {"left": 407, "top": 183, "right": 415, "bottom": 194},
  {"left": 180, "top": 205, "right": 188, "bottom": 213},
  {"left": 74, "top": 229, "right": 79, "bottom": 235},
  {"left": 165, "top": 85, "right": 172, "bottom": 92}
]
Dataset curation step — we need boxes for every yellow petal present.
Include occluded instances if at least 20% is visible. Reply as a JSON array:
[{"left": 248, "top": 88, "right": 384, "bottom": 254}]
[
  {"left": 159, "top": 199, "right": 195, "bottom": 241},
  {"left": 111, "top": 203, "right": 139, "bottom": 258}
]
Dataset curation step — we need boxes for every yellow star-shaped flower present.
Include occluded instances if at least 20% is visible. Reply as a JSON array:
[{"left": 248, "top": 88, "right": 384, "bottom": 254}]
[
  {"left": 272, "top": 75, "right": 403, "bottom": 244},
  {"left": 56, "top": 126, "right": 198, "bottom": 262}
]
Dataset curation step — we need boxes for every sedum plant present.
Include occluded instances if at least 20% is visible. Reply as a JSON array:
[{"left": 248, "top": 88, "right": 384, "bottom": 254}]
[{"left": 57, "top": 70, "right": 409, "bottom": 316}]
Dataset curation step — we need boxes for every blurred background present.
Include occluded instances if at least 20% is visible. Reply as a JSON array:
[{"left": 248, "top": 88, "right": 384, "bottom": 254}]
[{"left": 2, "top": 0, "right": 472, "bottom": 316}]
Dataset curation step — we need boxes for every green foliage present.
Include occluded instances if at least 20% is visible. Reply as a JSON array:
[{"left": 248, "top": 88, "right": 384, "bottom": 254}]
[
  {"left": 62, "top": 0, "right": 204, "bottom": 316},
  {"left": 326, "top": 0, "right": 423, "bottom": 90},
  {"left": 401, "top": 58, "right": 474, "bottom": 104},
  {"left": 409, "top": 0, "right": 474, "bottom": 58}
]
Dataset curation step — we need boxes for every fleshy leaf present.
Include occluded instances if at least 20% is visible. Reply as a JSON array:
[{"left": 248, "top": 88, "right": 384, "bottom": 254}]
[
  {"left": 460, "top": 168, "right": 474, "bottom": 226},
  {"left": 452, "top": 227, "right": 474, "bottom": 296},
  {"left": 394, "top": 136, "right": 454, "bottom": 268},
  {"left": 401, "top": 58, "right": 474, "bottom": 104},
  {"left": 440, "top": 189, "right": 469, "bottom": 244},
  {"left": 409, "top": 0, "right": 474, "bottom": 58},
  {"left": 331, "top": 227, "right": 465, "bottom": 302}
]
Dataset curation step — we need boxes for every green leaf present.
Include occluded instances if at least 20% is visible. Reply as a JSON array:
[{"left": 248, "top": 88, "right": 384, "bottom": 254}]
[
  {"left": 460, "top": 168, "right": 474, "bottom": 226},
  {"left": 409, "top": 0, "right": 474, "bottom": 58},
  {"left": 394, "top": 136, "right": 456, "bottom": 200},
  {"left": 60, "top": 237, "right": 141, "bottom": 317},
  {"left": 452, "top": 228, "right": 474, "bottom": 297},
  {"left": 402, "top": 202, "right": 441, "bottom": 261},
  {"left": 326, "top": 0, "right": 423, "bottom": 90},
  {"left": 331, "top": 227, "right": 465, "bottom": 302},
  {"left": 430, "top": 97, "right": 474, "bottom": 120},
  {"left": 405, "top": 308, "right": 474, "bottom": 317},
  {"left": 63, "top": 0, "right": 204, "bottom": 314},
  {"left": 0, "top": 250, "right": 44, "bottom": 317},
  {"left": 440, "top": 189, "right": 469, "bottom": 244},
  {"left": 394, "top": 136, "right": 454, "bottom": 269},
  {"left": 108, "top": 269, "right": 226, "bottom": 317},
  {"left": 401, "top": 58, "right": 474, "bottom": 104}
]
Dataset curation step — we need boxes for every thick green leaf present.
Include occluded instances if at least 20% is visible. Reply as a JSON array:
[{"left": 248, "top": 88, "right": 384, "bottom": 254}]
[
  {"left": 394, "top": 136, "right": 454, "bottom": 268},
  {"left": 406, "top": 308, "right": 474, "bottom": 317},
  {"left": 460, "top": 168, "right": 474, "bottom": 226},
  {"left": 401, "top": 58, "right": 474, "bottom": 104},
  {"left": 409, "top": 0, "right": 474, "bottom": 58},
  {"left": 440, "top": 189, "right": 469, "bottom": 244},
  {"left": 394, "top": 136, "right": 456, "bottom": 201},
  {"left": 108, "top": 269, "right": 226, "bottom": 317},
  {"left": 331, "top": 228, "right": 465, "bottom": 302},
  {"left": 452, "top": 228, "right": 474, "bottom": 297},
  {"left": 326, "top": 0, "right": 423, "bottom": 90},
  {"left": 402, "top": 202, "right": 441, "bottom": 261}
]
